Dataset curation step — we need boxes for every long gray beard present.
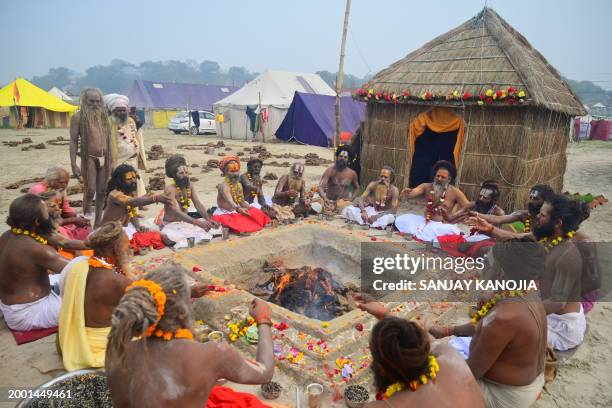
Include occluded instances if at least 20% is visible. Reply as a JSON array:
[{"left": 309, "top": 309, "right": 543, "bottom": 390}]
[{"left": 433, "top": 179, "right": 449, "bottom": 195}]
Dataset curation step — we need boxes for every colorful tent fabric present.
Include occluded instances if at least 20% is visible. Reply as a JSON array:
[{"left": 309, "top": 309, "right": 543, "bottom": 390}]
[
  {"left": 127, "top": 80, "right": 238, "bottom": 111},
  {"left": 589, "top": 119, "right": 612, "bottom": 141},
  {"left": 0, "top": 78, "right": 78, "bottom": 112},
  {"left": 276, "top": 91, "right": 365, "bottom": 147}
]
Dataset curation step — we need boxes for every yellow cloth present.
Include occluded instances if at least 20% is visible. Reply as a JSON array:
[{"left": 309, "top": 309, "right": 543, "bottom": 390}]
[
  {"left": 409, "top": 107, "right": 465, "bottom": 168},
  {"left": 0, "top": 78, "right": 78, "bottom": 112},
  {"left": 58, "top": 258, "right": 110, "bottom": 371}
]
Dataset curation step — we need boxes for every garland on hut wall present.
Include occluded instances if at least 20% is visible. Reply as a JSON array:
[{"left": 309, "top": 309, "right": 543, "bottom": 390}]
[{"left": 355, "top": 86, "right": 526, "bottom": 105}]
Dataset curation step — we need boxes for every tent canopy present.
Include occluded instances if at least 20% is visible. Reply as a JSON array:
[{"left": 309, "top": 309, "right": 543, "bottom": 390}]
[
  {"left": 0, "top": 78, "right": 78, "bottom": 112},
  {"left": 276, "top": 92, "right": 365, "bottom": 147},
  {"left": 48, "top": 87, "right": 74, "bottom": 103},
  {"left": 214, "top": 70, "right": 335, "bottom": 109},
  {"left": 127, "top": 80, "right": 238, "bottom": 111}
]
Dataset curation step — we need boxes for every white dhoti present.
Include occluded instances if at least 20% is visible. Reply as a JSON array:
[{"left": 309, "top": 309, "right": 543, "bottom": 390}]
[
  {"left": 0, "top": 256, "right": 85, "bottom": 331},
  {"left": 161, "top": 221, "right": 222, "bottom": 249},
  {"left": 341, "top": 205, "right": 395, "bottom": 229},
  {"left": 394, "top": 214, "right": 461, "bottom": 242},
  {"left": 547, "top": 305, "right": 587, "bottom": 351},
  {"left": 478, "top": 373, "right": 544, "bottom": 408},
  {"left": 123, "top": 222, "right": 137, "bottom": 240}
]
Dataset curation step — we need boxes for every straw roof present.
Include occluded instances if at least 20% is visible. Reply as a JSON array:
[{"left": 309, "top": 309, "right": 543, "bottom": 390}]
[{"left": 366, "top": 7, "right": 586, "bottom": 116}]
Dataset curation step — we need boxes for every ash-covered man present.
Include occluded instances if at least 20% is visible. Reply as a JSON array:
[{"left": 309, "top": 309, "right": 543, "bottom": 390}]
[
  {"left": 240, "top": 158, "right": 277, "bottom": 219},
  {"left": 99, "top": 164, "right": 171, "bottom": 243},
  {"left": 212, "top": 156, "right": 270, "bottom": 233},
  {"left": 341, "top": 166, "right": 399, "bottom": 228},
  {"left": 395, "top": 160, "right": 470, "bottom": 242},
  {"left": 316, "top": 145, "right": 360, "bottom": 213},
  {"left": 104, "top": 93, "right": 147, "bottom": 197},
  {"left": 272, "top": 162, "right": 309, "bottom": 220},
  {"left": 70, "top": 88, "right": 116, "bottom": 226},
  {"left": 160, "top": 155, "right": 221, "bottom": 248}
]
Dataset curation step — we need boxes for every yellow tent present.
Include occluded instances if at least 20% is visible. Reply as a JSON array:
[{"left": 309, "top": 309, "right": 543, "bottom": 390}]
[
  {"left": 0, "top": 78, "right": 78, "bottom": 112},
  {"left": 0, "top": 78, "right": 77, "bottom": 128}
]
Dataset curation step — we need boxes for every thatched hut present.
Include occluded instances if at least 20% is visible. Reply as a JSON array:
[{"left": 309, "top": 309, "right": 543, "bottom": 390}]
[{"left": 357, "top": 7, "right": 586, "bottom": 211}]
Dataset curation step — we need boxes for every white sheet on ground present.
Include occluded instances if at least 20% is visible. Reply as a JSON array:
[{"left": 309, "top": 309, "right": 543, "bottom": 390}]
[
  {"left": 161, "top": 221, "right": 222, "bottom": 249},
  {"left": 341, "top": 205, "right": 395, "bottom": 228},
  {"left": 394, "top": 213, "right": 461, "bottom": 242}
]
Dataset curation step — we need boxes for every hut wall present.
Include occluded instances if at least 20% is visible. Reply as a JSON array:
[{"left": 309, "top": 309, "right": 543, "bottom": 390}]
[{"left": 361, "top": 104, "right": 570, "bottom": 212}]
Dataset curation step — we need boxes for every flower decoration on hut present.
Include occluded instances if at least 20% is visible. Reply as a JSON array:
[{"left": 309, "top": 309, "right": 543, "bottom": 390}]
[{"left": 355, "top": 86, "right": 526, "bottom": 105}]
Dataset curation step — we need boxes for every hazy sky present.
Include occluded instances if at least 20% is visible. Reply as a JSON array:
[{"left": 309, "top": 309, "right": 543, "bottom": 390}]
[{"left": 2, "top": 0, "right": 611, "bottom": 88}]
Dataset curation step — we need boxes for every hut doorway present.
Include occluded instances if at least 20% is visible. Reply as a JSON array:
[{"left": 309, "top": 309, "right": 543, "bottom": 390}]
[
  {"left": 409, "top": 127, "right": 458, "bottom": 187},
  {"left": 407, "top": 108, "right": 465, "bottom": 187}
]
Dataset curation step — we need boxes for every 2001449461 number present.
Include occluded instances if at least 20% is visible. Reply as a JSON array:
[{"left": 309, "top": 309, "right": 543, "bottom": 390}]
[{"left": 8, "top": 388, "right": 72, "bottom": 399}]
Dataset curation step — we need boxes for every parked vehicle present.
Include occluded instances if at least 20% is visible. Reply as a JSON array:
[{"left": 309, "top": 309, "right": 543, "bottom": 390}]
[{"left": 168, "top": 111, "right": 216, "bottom": 135}]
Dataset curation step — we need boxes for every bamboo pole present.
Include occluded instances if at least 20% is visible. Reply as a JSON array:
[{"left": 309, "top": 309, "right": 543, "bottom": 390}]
[{"left": 335, "top": 0, "right": 351, "bottom": 147}]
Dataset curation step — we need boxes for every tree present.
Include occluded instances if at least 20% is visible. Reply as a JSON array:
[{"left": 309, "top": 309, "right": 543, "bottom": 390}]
[{"left": 31, "top": 67, "right": 77, "bottom": 91}]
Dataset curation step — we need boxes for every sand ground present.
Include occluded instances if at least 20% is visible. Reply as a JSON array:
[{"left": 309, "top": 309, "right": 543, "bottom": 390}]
[{"left": 0, "top": 128, "right": 610, "bottom": 407}]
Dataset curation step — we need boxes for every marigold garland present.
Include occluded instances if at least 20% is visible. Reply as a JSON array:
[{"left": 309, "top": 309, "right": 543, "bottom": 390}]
[
  {"left": 88, "top": 257, "right": 112, "bottom": 270},
  {"left": 375, "top": 355, "right": 440, "bottom": 400},
  {"left": 356, "top": 86, "right": 526, "bottom": 106},
  {"left": 523, "top": 217, "right": 531, "bottom": 233},
  {"left": 425, "top": 188, "right": 446, "bottom": 223},
  {"left": 539, "top": 231, "right": 575, "bottom": 252},
  {"left": 11, "top": 227, "right": 48, "bottom": 245},
  {"left": 126, "top": 204, "right": 138, "bottom": 221},
  {"left": 126, "top": 279, "right": 166, "bottom": 337},
  {"left": 152, "top": 327, "right": 194, "bottom": 341},
  {"left": 246, "top": 173, "right": 258, "bottom": 199},
  {"left": 173, "top": 181, "right": 192, "bottom": 210},
  {"left": 225, "top": 176, "right": 244, "bottom": 204},
  {"left": 471, "top": 290, "right": 524, "bottom": 324}
]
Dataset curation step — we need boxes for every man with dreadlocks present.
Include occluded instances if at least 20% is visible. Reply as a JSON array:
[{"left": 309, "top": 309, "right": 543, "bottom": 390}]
[
  {"left": 316, "top": 145, "right": 360, "bottom": 213},
  {"left": 352, "top": 294, "right": 484, "bottom": 407},
  {"left": 0, "top": 194, "right": 78, "bottom": 331},
  {"left": 104, "top": 93, "right": 148, "bottom": 197},
  {"left": 58, "top": 221, "right": 132, "bottom": 371},
  {"left": 70, "top": 88, "right": 117, "bottom": 226},
  {"left": 395, "top": 160, "right": 470, "bottom": 243},
  {"left": 100, "top": 164, "right": 171, "bottom": 241},
  {"left": 240, "top": 158, "right": 277, "bottom": 219},
  {"left": 212, "top": 156, "right": 270, "bottom": 233},
  {"left": 159, "top": 155, "right": 221, "bottom": 248},
  {"left": 341, "top": 165, "right": 399, "bottom": 228},
  {"left": 272, "top": 162, "right": 309, "bottom": 221},
  {"left": 106, "top": 266, "right": 275, "bottom": 407}
]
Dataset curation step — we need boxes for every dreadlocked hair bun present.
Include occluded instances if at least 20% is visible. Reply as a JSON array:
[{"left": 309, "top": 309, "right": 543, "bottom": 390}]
[
  {"left": 370, "top": 317, "right": 430, "bottom": 384},
  {"left": 107, "top": 264, "right": 191, "bottom": 365}
]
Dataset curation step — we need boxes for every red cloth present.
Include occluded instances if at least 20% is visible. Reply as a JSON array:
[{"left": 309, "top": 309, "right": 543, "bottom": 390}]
[
  {"left": 206, "top": 386, "right": 271, "bottom": 408},
  {"left": 437, "top": 234, "right": 496, "bottom": 258},
  {"left": 10, "top": 326, "right": 58, "bottom": 345},
  {"left": 212, "top": 207, "right": 270, "bottom": 233},
  {"left": 130, "top": 231, "right": 166, "bottom": 254}
]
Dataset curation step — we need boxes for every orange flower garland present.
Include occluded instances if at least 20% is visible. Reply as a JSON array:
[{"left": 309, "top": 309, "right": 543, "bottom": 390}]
[
  {"left": 126, "top": 279, "right": 166, "bottom": 337},
  {"left": 88, "top": 257, "right": 112, "bottom": 270}
]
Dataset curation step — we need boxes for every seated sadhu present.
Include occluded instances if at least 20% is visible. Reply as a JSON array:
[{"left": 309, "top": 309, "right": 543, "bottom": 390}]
[
  {"left": 272, "top": 162, "right": 309, "bottom": 221},
  {"left": 211, "top": 156, "right": 270, "bottom": 233},
  {"left": 240, "top": 158, "right": 277, "bottom": 219},
  {"left": 395, "top": 160, "right": 471, "bottom": 243},
  {"left": 354, "top": 295, "right": 484, "bottom": 407},
  {"left": 58, "top": 222, "right": 132, "bottom": 371},
  {"left": 29, "top": 165, "right": 91, "bottom": 240},
  {"left": 429, "top": 239, "right": 548, "bottom": 408},
  {"left": 0, "top": 194, "right": 77, "bottom": 331},
  {"left": 100, "top": 164, "right": 172, "bottom": 245},
  {"left": 341, "top": 166, "right": 399, "bottom": 228},
  {"left": 36, "top": 190, "right": 89, "bottom": 255},
  {"left": 105, "top": 266, "right": 275, "bottom": 407},
  {"left": 161, "top": 155, "right": 221, "bottom": 248},
  {"left": 315, "top": 145, "right": 360, "bottom": 214}
]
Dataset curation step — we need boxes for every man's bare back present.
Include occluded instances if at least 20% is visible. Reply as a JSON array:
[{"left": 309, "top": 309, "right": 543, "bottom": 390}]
[{"left": 84, "top": 267, "right": 130, "bottom": 328}]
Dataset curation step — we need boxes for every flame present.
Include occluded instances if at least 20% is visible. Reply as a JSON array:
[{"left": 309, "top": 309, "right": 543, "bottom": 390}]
[{"left": 274, "top": 272, "right": 293, "bottom": 300}]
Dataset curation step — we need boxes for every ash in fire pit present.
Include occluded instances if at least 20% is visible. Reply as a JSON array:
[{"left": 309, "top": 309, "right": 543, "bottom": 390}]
[{"left": 254, "top": 261, "right": 357, "bottom": 321}]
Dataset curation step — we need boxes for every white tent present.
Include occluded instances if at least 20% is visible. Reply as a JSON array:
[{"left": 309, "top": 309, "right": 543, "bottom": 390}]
[
  {"left": 213, "top": 70, "right": 335, "bottom": 141},
  {"left": 48, "top": 87, "right": 74, "bottom": 103}
]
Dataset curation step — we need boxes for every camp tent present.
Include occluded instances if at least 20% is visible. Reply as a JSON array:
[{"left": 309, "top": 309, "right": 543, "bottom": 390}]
[
  {"left": 0, "top": 78, "right": 78, "bottom": 128},
  {"left": 276, "top": 91, "right": 365, "bottom": 147},
  {"left": 213, "top": 70, "right": 335, "bottom": 141},
  {"left": 126, "top": 80, "right": 238, "bottom": 128},
  {"left": 48, "top": 87, "right": 75, "bottom": 103},
  {"left": 357, "top": 7, "right": 586, "bottom": 211}
]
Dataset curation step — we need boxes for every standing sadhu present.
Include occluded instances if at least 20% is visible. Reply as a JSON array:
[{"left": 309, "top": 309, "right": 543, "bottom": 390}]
[
  {"left": 212, "top": 156, "right": 270, "bottom": 233},
  {"left": 104, "top": 93, "right": 148, "bottom": 197},
  {"left": 70, "top": 88, "right": 116, "bottom": 226}
]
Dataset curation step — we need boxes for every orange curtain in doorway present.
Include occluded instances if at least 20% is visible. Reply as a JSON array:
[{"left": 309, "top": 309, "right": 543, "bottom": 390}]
[{"left": 409, "top": 108, "right": 465, "bottom": 166}]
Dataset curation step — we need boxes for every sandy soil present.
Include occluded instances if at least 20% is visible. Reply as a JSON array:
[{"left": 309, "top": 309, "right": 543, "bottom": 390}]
[{"left": 0, "top": 128, "right": 610, "bottom": 407}]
